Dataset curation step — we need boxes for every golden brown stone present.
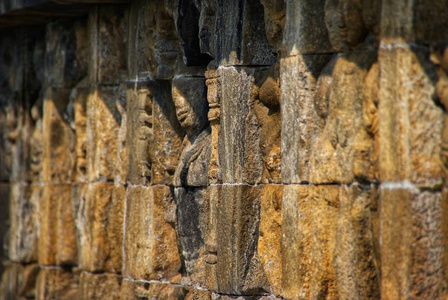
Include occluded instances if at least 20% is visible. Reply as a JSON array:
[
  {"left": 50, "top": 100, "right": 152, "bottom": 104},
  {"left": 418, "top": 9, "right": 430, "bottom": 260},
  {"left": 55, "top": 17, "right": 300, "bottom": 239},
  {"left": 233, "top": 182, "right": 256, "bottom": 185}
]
[
  {"left": 36, "top": 268, "right": 80, "bottom": 300},
  {"left": 281, "top": 185, "right": 339, "bottom": 299},
  {"left": 79, "top": 183, "right": 124, "bottom": 273},
  {"left": 79, "top": 272, "right": 122, "bottom": 300},
  {"left": 123, "top": 185, "right": 180, "bottom": 281}
]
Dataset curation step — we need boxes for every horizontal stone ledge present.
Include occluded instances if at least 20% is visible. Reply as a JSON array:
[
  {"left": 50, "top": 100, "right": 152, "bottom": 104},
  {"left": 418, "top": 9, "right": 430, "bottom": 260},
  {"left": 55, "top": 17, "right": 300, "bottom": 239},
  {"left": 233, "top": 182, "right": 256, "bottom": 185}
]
[{"left": 0, "top": 0, "right": 128, "bottom": 28}]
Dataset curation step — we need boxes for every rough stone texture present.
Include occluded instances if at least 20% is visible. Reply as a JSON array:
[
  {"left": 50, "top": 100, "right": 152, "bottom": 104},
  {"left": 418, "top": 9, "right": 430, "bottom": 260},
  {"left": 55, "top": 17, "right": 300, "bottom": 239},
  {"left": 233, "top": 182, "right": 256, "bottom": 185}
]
[
  {"left": 380, "top": 186, "right": 446, "bottom": 299},
  {"left": 216, "top": 185, "right": 266, "bottom": 295},
  {"left": 218, "top": 67, "right": 265, "bottom": 185},
  {"left": 334, "top": 184, "right": 380, "bottom": 299},
  {"left": 283, "top": 0, "right": 333, "bottom": 55},
  {"left": 281, "top": 185, "right": 339, "bottom": 299},
  {"left": 257, "top": 185, "right": 282, "bottom": 295},
  {"left": 86, "top": 86, "right": 122, "bottom": 182},
  {"left": 121, "top": 279, "right": 189, "bottom": 299},
  {"left": 79, "top": 271, "right": 122, "bottom": 300},
  {"left": 311, "top": 51, "right": 377, "bottom": 184},
  {"left": 280, "top": 54, "right": 331, "bottom": 184},
  {"left": 8, "top": 184, "right": 39, "bottom": 263},
  {"left": 38, "top": 185, "right": 77, "bottom": 266},
  {"left": 36, "top": 268, "right": 80, "bottom": 300},
  {"left": 88, "top": 5, "right": 127, "bottom": 85},
  {"left": 42, "top": 87, "right": 76, "bottom": 184},
  {"left": 124, "top": 185, "right": 180, "bottom": 281},
  {"left": 0, "top": 184, "right": 10, "bottom": 275},
  {"left": 378, "top": 46, "right": 443, "bottom": 187},
  {"left": 1, "top": 1, "right": 448, "bottom": 299},
  {"left": 79, "top": 183, "right": 124, "bottom": 273}
]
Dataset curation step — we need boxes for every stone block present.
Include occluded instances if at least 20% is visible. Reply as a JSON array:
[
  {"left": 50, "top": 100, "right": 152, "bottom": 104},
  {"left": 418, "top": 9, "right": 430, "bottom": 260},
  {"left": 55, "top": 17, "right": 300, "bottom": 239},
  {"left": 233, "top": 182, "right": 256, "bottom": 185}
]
[
  {"left": 88, "top": 5, "right": 127, "bottom": 84},
  {"left": 86, "top": 86, "right": 122, "bottom": 182},
  {"left": 380, "top": 186, "right": 446, "bottom": 299},
  {"left": 8, "top": 184, "right": 39, "bottom": 263},
  {"left": 128, "top": 1, "right": 181, "bottom": 80},
  {"left": 120, "top": 280, "right": 188, "bottom": 299},
  {"left": 79, "top": 271, "right": 122, "bottom": 300},
  {"left": 280, "top": 54, "right": 331, "bottom": 184},
  {"left": 45, "top": 19, "right": 87, "bottom": 87},
  {"left": 38, "top": 185, "right": 77, "bottom": 266},
  {"left": 125, "top": 82, "right": 153, "bottom": 185},
  {"left": 123, "top": 185, "right": 180, "bottom": 280},
  {"left": 36, "top": 268, "right": 80, "bottom": 300},
  {"left": 353, "top": 63, "right": 380, "bottom": 183},
  {"left": 380, "top": 0, "right": 448, "bottom": 44},
  {"left": 378, "top": 46, "right": 443, "bottom": 187},
  {"left": 213, "top": 0, "right": 277, "bottom": 66},
  {"left": 281, "top": 185, "right": 339, "bottom": 299},
  {"left": 218, "top": 66, "right": 266, "bottom": 184},
  {"left": 0, "top": 183, "right": 10, "bottom": 275},
  {"left": 42, "top": 87, "right": 76, "bottom": 184},
  {"left": 216, "top": 185, "right": 264, "bottom": 295},
  {"left": 0, "top": 263, "right": 39, "bottom": 300},
  {"left": 152, "top": 80, "right": 184, "bottom": 185},
  {"left": 79, "top": 183, "right": 124, "bottom": 273},
  {"left": 283, "top": 0, "right": 333, "bottom": 55},
  {"left": 311, "top": 51, "right": 377, "bottom": 184},
  {"left": 258, "top": 184, "right": 282, "bottom": 296},
  {"left": 334, "top": 184, "right": 380, "bottom": 299}
]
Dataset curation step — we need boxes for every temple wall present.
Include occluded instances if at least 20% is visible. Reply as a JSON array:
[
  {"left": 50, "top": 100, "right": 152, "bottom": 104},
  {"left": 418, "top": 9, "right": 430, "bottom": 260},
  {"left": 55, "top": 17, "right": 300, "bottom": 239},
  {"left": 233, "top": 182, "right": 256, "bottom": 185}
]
[{"left": 0, "top": 0, "right": 448, "bottom": 299}]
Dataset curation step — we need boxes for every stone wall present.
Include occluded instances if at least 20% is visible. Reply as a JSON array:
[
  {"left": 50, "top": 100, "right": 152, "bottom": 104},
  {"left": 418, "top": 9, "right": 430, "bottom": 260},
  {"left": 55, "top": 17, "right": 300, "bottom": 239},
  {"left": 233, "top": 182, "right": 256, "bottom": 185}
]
[{"left": 0, "top": 0, "right": 448, "bottom": 299}]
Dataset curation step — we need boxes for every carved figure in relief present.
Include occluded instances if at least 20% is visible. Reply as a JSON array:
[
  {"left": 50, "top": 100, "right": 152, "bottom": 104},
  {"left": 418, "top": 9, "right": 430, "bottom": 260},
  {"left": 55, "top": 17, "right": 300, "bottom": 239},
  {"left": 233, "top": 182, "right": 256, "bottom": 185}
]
[
  {"left": 172, "top": 76, "right": 212, "bottom": 278},
  {"left": 251, "top": 63, "right": 281, "bottom": 183}
]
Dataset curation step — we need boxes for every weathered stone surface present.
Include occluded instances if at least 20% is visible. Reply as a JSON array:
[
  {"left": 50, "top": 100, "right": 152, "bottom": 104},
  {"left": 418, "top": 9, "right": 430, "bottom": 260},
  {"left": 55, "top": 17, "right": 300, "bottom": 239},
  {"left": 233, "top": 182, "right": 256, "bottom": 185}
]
[
  {"left": 380, "top": 186, "right": 446, "bottom": 299},
  {"left": 260, "top": 0, "right": 285, "bottom": 51},
  {"left": 124, "top": 185, "right": 180, "bottom": 281},
  {"left": 78, "top": 183, "right": 124, "bottom": 273},
  {"left": 45, "top": 18, "right": 87, "bottom": 87},
  {"left": 153, "top": 80, "right": 184, "bottom": 185},
  {"left": 0, "top": 184, "right": 10, "bottom": 275},
  {"left": 0, "top": 262, "right": 39, "bottom": 300},
  {"left": 36, "top": 268, "right": 80, "bottom": 300},
  {"left": 218, "top": 67, "right": 265, "bottom": 184},
  {"left": 72, "top": 79, "right": 89, "bottom": 182},
  {"left": 121, "top": 279, "right": 188, "bottom": 299},
  {"left": 257, "top": 185, "right": 282, "bottom": 296},
  {"left": 378, "top": 46, "right": 443, "bottom": 186},
  {"left": 334, "top": 184, "right": 380, "bottom": 299},
  {"left": 324, "top": 0, "right": 372, "bottom": 51},
  {"left": 216, "top": 185, "right": 264, "bottom": 295},
  {"left": 251, "top": 64, "right": 281, "bottom": 184},
  {"left": 128, "top": 0, "right": 182, "bottom": 80},
  {"left": 380, "top": 0, "right": 448, "bottom": 44},
  {"left": 86, "top": 86, "right": 122, "bottom": 182},
  {"left": 212, "top": 0, "right": 277, "bottom": 66},
  {"left": 8, "top": 184, "right": 39, "bottom": 263},
  {"left": 88, "top": 5, "right": 127, "bottom": 84},
  {"left": 125, "top": 82, "right": 153, "bottom": 185},
  {"left": 311, "top": 51, "right": 377, "bottom": 184},
  {"left": 283, "top": 0, "right": 332, "bottom": 56},
  {"left": 281, "top": 185, "right": 339, "bottom": 299},
  {"left": 42, "top": 87, "right": 76, "bottom": 184},
  {"left": 79, "top": 271, "right": 121, "bottom": 300},
  {"left": 353, "top": 63, "right": 380, "bottom": 183},
  {"left": 205, "top": 70, "right": 221, "bottom": 184},
  {"left": 281, "top": 54, "right": 331, "bottom": 184},
  {"left": 38, "top": 185, "right": 77, "bottom": 266}
]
